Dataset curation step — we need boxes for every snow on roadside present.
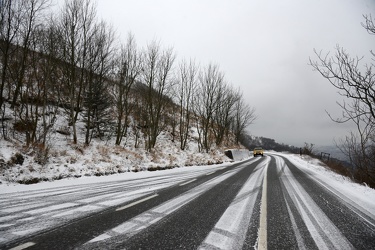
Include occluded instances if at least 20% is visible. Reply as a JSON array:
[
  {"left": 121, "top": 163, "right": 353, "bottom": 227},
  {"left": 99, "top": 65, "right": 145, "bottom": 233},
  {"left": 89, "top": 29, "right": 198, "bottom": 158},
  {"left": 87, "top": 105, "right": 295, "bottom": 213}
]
[
  {"left": 0, "top": 128, "right": 233, "bottom": 185},
  {"left": 274, "top": 151, "right": 375, "bottom": 215},
  {"left": 0, "top": 160, "right": 236, "bottom": 194}
]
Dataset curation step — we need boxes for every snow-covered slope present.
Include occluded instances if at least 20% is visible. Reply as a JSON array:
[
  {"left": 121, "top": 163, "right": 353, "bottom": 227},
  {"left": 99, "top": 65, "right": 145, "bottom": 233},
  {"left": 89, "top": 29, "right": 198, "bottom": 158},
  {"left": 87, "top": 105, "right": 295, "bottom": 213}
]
[
  {"left": 0, "top": 133, "right": 233, "bottom": 184},
  {"left": 0, "top": 100, "right": 240, "bottom": 185}
]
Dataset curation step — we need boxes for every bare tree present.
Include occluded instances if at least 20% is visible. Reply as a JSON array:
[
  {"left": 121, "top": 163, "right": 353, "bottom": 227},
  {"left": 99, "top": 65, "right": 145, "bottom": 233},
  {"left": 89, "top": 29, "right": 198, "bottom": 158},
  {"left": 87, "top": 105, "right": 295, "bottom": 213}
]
[
  {"left": 11, "top": 0, "right": 50, "bottom": 107},
  {"left": 113, "top": 33, "right": 141, "bottom": 145},
  {"left": 232, "top": 96, "right": 256, "bottom": 145},
  {"left": 16, "top": 40, "right": 41, "bottom": 146},
  {"left": 212, "top": 84, "right": 241, "bottom": 146},
  {"left": 32, "top": 24, "right": 61, "bottom": 148},
  {"left": 141, "top": 41, "right": 175, "bottom": 150},
  {"left": 2, "top": 0, "right": 51, "bottom": 145},
  {"left": 175, "top": 58, "right": 199, "bottom": 150},
  {"left": 336, "top": 100, "right": 375, "bottom": 184},
  {"left": 57, "top": 0, "right": 96, "bottom": 144},
  {"left": 310, "top": 14, "right": 375, "bottom": 186},
  {"left": 13, "top": 22, "right": 62, "bottom": 149},
  {"left": 0, "top": 0, "right": 21, "bottom": 138},
  {"left": 131, "top": 83, "right": 147, "bottom": 148},
  {"left": 194, "top": 63, "right": 225, "bottom": 152},
  {"left": 0, "top": 0, "right": 50, "bottom": 138},
  {"left": 82, "top": 20, "right": 115, "bottom": 145}
]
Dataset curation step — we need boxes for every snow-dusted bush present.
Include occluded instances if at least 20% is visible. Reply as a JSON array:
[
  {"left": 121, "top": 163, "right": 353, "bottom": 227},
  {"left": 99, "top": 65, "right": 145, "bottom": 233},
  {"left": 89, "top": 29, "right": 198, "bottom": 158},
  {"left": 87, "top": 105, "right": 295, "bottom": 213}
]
[{"left": 8, "top": 153, "right": 24, "bottom": 166}]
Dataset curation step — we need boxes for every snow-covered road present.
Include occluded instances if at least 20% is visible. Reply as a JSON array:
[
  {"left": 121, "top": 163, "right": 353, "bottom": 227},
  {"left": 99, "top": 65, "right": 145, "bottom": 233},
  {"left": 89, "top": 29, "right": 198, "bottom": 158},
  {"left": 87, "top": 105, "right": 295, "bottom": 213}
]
[
  {"left": 1, "top": 152, "right": 374, "bottom": 249},
  {"left": 0, "top": 164, "right": 226, "bottom": 246}
]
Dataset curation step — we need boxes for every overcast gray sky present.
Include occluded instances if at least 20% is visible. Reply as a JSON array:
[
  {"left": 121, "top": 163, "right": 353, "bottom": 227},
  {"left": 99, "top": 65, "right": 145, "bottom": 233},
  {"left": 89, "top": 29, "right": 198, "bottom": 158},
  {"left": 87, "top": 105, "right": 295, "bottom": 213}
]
[{"left": 90, "top": 0, "right": 374, "bottom": 147}]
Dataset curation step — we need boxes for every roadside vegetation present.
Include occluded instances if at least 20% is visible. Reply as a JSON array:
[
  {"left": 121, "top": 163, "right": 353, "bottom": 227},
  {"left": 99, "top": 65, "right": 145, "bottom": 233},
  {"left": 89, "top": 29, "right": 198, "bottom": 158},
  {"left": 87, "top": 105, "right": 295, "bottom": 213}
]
[
  {"left": 0, "top": 0, "right": 256, "bottom": 183},
  {"left": 310, "top": 14, "right": 375, "bottom": 188},
  {"left": 297, "top": 143, "right": 356, "bottom": 187}
]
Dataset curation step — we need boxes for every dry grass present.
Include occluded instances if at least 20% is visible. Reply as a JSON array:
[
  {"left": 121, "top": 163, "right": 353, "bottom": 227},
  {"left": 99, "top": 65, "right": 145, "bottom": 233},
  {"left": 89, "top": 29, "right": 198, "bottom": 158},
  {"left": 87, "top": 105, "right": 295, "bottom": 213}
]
[
  {"left": 69, "top": 155, "right": 78, "bottom": 164},
  {"left": 324, "top": 159, "right": 351, "bottom": 177},
  {"left": 71, "top": 144, "right": 84, "bottom": 154},
  {"left": 97, "top": 144, "right": 110, "bottom": 156}
]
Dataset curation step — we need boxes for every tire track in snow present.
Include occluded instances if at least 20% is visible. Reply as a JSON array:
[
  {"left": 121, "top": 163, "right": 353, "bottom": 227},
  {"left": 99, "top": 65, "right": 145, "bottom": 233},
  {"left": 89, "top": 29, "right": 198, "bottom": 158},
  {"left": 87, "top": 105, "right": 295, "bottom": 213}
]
[
  {"left": 0, "top": 166, "right": 221, "bottom": 247},
  {"left": 198, "top": 157, "right": 269, "bottom": 250},
  {"left": 275, "top": 155, "right": 353, "bottom": 249},
  {"left": 83, "top": 165, "right": 247, "bottom": 248},
  {"left": 277, "top": 155, "right": 375, "bottom": 249},
  {"left": 110, "top": 158, "right": 263, "bottom": 250},
  {"left": 266, "top": 156, "right": 299, "bottom": 249}
]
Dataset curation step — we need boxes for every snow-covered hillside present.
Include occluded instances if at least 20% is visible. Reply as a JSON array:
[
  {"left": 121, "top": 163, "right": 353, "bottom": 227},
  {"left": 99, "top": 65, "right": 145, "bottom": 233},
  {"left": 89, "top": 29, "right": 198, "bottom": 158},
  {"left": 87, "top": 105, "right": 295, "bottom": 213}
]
[
  {"left": 0, "top": 101, "right": 239, "bottom": 185},
  {"left": 0, "top": 137, "right": 231, "bottom": 185}
]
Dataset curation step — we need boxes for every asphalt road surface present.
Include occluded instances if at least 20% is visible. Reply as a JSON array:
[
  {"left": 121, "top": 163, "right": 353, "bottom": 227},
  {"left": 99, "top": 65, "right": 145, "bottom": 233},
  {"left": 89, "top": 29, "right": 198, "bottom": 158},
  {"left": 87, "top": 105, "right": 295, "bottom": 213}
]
[{"left": 1, "top": 154, "right": 375, "bottom": 249}]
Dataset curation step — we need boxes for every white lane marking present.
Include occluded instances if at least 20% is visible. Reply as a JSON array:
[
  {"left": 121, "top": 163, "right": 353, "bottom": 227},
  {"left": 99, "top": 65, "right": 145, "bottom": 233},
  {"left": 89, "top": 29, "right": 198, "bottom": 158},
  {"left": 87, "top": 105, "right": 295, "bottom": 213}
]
[
  {"left": 9, "top": 242, "right": 35, "bottom": 250},
  {"left": 179, "top": 178, "right": 197, "bottom": 186},
  {"left": 199, "top": 160, "right": 268, "bottom": 250},
  {"left": 202, "top": 231, "right": 229, "bottom": 249},
  {"left": 258, "top": 161, "right": 268, "bottom": 250},
  {"left": 116, "top": 194, "right": 158, "bottom": 211},
  {"left": 206, "top": 171, "right": 215, "bottom": 176},
  {"left": 88, "top": 233, "right": 111, "bottom": 243}
]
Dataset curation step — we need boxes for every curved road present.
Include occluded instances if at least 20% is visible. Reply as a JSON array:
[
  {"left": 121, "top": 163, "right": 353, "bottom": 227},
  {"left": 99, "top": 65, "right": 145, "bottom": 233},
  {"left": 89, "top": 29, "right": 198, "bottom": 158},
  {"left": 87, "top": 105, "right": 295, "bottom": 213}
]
[{"left": 1, "top": 154, "right": 374, "bottom": 249}]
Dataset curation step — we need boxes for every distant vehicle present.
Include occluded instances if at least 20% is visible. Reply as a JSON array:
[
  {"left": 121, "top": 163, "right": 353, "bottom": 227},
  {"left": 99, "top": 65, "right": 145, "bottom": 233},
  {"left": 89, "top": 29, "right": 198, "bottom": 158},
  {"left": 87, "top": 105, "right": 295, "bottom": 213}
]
[{"left": 253, "top": 147, "right": 264, "bottom": 157}]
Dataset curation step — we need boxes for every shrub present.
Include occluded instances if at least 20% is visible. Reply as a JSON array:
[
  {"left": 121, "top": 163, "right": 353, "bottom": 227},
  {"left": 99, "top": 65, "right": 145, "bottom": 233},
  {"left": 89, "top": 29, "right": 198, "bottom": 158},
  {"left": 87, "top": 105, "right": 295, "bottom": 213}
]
[
  {"left": 97, "top": 145, "right": 110, "bottom": 157},
  {"left": 132, "top": 166, "right": 140, "bottom": 172},
  {"left": 18, "top": 177, "right": 40, "bottom": 185},
  {"left": 148, "top": 166, "right": 163, "bottom": 171},
  {"left": 34, "top": 144, "right": 50, "bottom": 165},
  {"left": 0, "top": 158, "right": 6, "bottom": 169},
  {"left": 56, "top": 126, "right": 70, "bottom": 136},
  {"left": 9, "top": 153, "right": 25, "bottom": 166},
  {"left": 69, "top": 156, "right": 77, "bottom": 164},
  {"left": 302, "top": 142, "right": 315, "bottom": 156},
  {"left": 72, "top": 145, "right": 84, "bottom": 154},
  {"left": 13, "top": 120, "right": 34, "bottom": 132},
  {"left": 323, "top": 159, "right": 350, "bottom": 177}
]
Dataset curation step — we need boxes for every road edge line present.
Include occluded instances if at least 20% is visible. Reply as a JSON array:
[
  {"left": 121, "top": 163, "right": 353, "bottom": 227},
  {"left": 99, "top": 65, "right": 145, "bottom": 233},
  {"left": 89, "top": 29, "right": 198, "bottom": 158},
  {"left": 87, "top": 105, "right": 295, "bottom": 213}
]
[{"left": 258, "top": 163, "right": 268, "bottom": 250}]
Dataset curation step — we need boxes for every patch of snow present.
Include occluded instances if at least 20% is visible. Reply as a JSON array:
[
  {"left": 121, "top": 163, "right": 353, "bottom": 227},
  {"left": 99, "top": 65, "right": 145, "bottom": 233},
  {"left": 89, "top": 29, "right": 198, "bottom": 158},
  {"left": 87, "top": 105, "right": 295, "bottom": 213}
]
[
  {"left": 25, "top": 203, "right": 78, "bottom": 215},
  {"left": 271, "top": 151, "right": 375, "bottom": 216}
]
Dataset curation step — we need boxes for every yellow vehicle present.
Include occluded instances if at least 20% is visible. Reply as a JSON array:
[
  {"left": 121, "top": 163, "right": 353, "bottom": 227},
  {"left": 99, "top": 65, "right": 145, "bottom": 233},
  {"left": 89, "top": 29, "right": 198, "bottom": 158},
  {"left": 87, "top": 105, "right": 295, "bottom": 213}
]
[{"left": 253, "top": 147, "right": 264, "bottom": 157}]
